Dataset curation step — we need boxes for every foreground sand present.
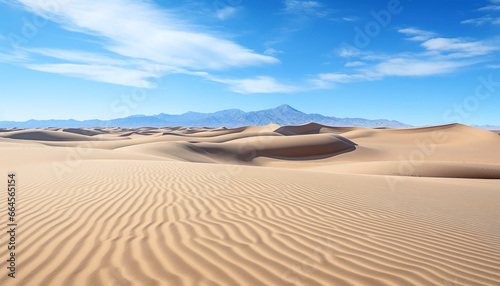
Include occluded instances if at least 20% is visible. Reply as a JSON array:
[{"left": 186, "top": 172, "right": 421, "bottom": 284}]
[{"left": 0, "top": 123, "right": 499, "bottom": 285}]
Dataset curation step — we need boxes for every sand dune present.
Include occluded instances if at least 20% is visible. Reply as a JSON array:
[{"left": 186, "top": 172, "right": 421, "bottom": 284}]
[
  {"left": 62, "top": 128, "right": 106, "bottom": 136},
  {"left": 0, "top": 123, "right": 499, "bottom": 286},
  {"left": 186, "top": 133, "right": 356, "bottom": 161},
  {"left": 0, "top": 129, "right": 98, "bottom": 141},
  {"left": 310, "top": 161, "right": 500, "bottom": 179}
]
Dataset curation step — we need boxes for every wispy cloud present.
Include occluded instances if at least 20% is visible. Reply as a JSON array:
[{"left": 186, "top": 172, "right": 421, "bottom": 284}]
[
  {"left": 28, "top": 48, "right": 134, "bottom": 66},
  {"left": 312, "top": 73, "right": 372, "bottom": 85},
  {"left": 398, "top": 28, "right": 498, "bottom": 58},
  {"left": 461, "top": 16, "right": 500, "bottom": 25},
  {"left": 4, "top": 0, "right": 278, "bottom": 89},
  {"left": 462, "top": 0, "right": 500, "bottom": 25},
  {"left": 216, "top": 6, "right": 240, "bottom": 21},
  {"left": 344, "top": 61, "right": 365, "bottom": 67},
  {"left": 314, "top": 28, "right": 495, "bottom": 88},
  {"left": 19, "top": 0, "right": 277, "bottom": 69},
  {"left": 3, "top": 2, "right": 498, "bottom": 95},
  {"left": 336, "top": 46, "right": 364, "bottom": 61},
  {"left": 283, "top": 0, "right": 325, "bottom": 16},
  {"left": 478, "top": 5, "right": 500, "bottom": 11},
  {"left": 0, "top": 50, "right": 29, "bottom": 63},
  {"left": 421, "top": 38, "right": 497, "bottom": 57},
  {"left": 313, "top": 58, "right": 474, "bottom": 88},
  {"left": 282, "top": 0, "right": 353, "bottom": 21},
  {"left": 341, "top": 17, "right": 357, "bottom": 22},
  {"left": 282, "top": 0, "right": 355, "bottom": 22},
  {"left": 264, "top": 48, "right": 284, "bottom": 56},
  {"left": 373, "top": 58, "right": 472, "bottom": 76},
  {"left": 211, "top": 76, "right": 301, "bottom": 94},
  {"left": 25, "top": 63, "right": 158, "bottom": 88},
  {"left": 0, "top": 36, "right": 30, "bottom": 63},
  {"left": 398, "top": 27, "right": 437, "bottom": 41}
]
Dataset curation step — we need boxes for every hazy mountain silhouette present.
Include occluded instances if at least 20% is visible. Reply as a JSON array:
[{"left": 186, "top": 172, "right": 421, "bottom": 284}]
[{"left": 0, "top": 104, "right": 414, "bottom": 128}]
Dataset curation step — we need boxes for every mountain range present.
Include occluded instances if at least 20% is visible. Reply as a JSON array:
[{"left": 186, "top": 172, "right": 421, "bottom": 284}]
[
  {"left": 0, "top": 104, "right": 498, "bottom": 129},
  {"left": 0, "top": 105, "right": 414, "bottom": 128}
]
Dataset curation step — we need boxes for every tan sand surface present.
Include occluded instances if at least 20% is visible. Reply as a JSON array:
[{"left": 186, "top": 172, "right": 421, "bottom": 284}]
[{"left": 0, "top": 123, "right": 499, "bottom": 285}]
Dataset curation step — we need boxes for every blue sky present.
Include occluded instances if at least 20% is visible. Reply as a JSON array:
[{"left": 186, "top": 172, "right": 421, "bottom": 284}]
[{"left": 0, "top": 0, "right": 499, "bottom": 126}]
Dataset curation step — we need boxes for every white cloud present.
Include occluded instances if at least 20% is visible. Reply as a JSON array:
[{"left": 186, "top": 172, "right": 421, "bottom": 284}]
[
  {"left": 315, "top": 73, "right": 372, "bottom": 83},
  {"left": 461, "top": 16, "right": 500, "bottom": 25},
  {"left": 421, "top": 38, "right": 497, "bottom": 57},
  {"left": 264, "top": 48, "right": 284, "bottom": 56},
  {"left": 344, "top": 61, "right": 365, "bottom": 67},
  {"left": 324, "top": 26, "right": 498, "bottom": 90},
  {"left": 283, "top": 0, "right": 332, "bottom": 18},
  {"left": 320, "top": 29, "right": 490, "bottom": 87},
  {"left": 283, "top": 1, "right": 354, "bottom": 22},
  {"left": 478, "top": 5, "right": 500, "bottom": 11},
  {"left": 341, "top": 17, "right": 357, "bottom": 22},
  {"left": 7, "top": 0, "right": 278, "bottom": 89},
  {"left": 28, "top": 48, "right": 133, "bottom": 66},
  {"left": 0, "top": 49, "right": 29, "bottom": 63},
  {"left": 25, "top": 63, "right": 158, "bottom": 88},
  {"left": 374, "top": 58, "right": 471, "bottom": 77},
  {"left": 310, "top": 72, "right": 374, "bottom": 89},
  {"left": 4, "top": 2, "right": 499, "bottom": 95},
  {"left": 398, "top": 28, "right": 498, "bottom": 58},
  {"left": 462, "top": 1, "right": 500, "bottom": 25},
  {"left": 216, "top": 6, "right": 240, "bottom": 21},
  {"left": 487, "top": 64, "right": 500, "bottom": 68},
  {"left": 284, "top": 0, "right": 321, "bottom": 13},
  {"left": 337, "top": 46, "right": 363, "bottom": 59},
  {"left": 313, "top": 57, "right": 473, "bottom": 88},
  {"left": 212, "top": 76, "right": 301, "bottom": 93},
  {"left": 398, "top": 28, "right": 437, "bottom": 41}
]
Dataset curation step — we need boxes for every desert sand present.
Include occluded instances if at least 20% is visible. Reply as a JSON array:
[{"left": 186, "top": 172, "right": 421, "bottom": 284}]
[{"left": 0, "top": 123, "right": 499, "bottom": 285}]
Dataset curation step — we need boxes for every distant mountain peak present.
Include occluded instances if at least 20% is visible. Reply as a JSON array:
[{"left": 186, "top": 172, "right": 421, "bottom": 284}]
[{"left": 273, "top": 104, "right": 301, "bottom": 113}]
